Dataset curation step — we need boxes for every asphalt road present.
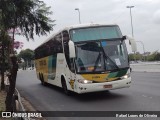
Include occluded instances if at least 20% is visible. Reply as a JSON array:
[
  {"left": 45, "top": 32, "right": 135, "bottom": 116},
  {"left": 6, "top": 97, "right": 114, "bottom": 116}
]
[
  {"left": 131, "top": 63, "right": 160, "bottom": 72},
  {"left": 16, "top": 70, "right": 160, "bottom": 120}
]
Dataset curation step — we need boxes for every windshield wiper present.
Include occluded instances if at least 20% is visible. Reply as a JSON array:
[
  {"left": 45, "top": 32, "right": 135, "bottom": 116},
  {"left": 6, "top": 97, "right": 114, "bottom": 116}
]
[
  {"left": 93, "top": 46, "right": 120, "bottom": 72},
  {"left": 93, "top": 52, "right": 103, "bottom": 71},
  {"left": 92, "top": 41, "right": 120, "bottom": 71},
  {"left": 101, "top": 46, "right": 120, "bottom": 71},
  {"left": 104, "top": 52, "right": 120, "bottom": 70}
]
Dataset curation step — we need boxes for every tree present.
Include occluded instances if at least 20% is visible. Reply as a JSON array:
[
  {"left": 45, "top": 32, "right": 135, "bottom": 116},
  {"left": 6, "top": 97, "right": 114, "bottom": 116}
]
[
  {"left": 154, "top": 52, "right": 160, "bottom": 61},
  {"left": 18, "top": 49, "right": 34, "bottom": 61},
  {"left": 0, "top": 0, "right": 54, "bottom": 111},
  {"left": 18, "top": 49, "right": 34, "bottom": 69},
  {"left": 147, "top": 51, "right": 160, "bottom": 61},
  {"left": 0, "top": 33, "right": 12, "bottom": 90},
  {"left": 129, "top": 53, "right": 143, "bottom": 61}
]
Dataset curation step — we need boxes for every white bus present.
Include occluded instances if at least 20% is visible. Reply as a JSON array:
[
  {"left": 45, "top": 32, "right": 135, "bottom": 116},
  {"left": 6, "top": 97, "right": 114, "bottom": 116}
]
[{"left": 34, "top": 23, "right": 137, "bottom": 94}]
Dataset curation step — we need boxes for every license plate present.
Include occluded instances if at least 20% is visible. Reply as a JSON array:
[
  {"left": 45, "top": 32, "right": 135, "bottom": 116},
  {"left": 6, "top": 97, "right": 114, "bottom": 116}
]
[{"left": 103, "top": 84, "right": 112, "bottom": 88}]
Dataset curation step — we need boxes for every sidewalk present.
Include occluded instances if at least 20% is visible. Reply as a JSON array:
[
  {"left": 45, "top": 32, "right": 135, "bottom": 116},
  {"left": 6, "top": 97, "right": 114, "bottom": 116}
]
[
  {"left": 131, "top": 63, "right": 160, "bottom": 72},
  {"left": 0, "top": 77, "right": 45, "bottom": 120}
]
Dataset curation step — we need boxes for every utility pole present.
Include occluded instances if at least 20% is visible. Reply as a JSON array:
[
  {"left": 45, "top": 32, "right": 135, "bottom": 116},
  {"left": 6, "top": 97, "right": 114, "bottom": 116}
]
[
  {"left": 127, "top": 6, "right": 134, "bottom": 38},
  {"left": 75, "top": 8, "right": 81, "bottom": 24},
  {"left": 127, "top": 6, "right": 136, "bottom": 62}
]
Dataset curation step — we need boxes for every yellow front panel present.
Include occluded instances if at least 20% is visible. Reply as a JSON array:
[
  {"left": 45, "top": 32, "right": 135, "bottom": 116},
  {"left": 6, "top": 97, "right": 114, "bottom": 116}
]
[{"left": 81, "top": 74, "right": 118, "bottom": 82}]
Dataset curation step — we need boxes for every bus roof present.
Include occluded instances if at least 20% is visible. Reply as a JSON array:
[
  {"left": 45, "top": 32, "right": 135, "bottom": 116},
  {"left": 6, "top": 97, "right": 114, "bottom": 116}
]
[
  {"left": 64, "top": 23, "right": 118, "bottom": 30},
  {"left": 34, "top": 23, "right": 118, "bottom": 50}
]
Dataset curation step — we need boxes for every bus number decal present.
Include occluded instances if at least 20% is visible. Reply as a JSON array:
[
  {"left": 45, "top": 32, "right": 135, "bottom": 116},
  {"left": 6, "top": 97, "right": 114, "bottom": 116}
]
[{"left": 39, "top": 60, "right": 46, "bottom": 66}]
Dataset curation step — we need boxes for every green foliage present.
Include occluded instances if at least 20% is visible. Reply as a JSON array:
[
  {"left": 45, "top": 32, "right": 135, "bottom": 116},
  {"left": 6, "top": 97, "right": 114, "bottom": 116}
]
[
  {"left": 129, "top": 52, "right": 160, "bottom": 61},
  {"left": 154, "top": 53, "right": 160, "bottom": 61},
  {"left": 147, "top": 53, "right": 155, "bottom": 61},
  {"left": 147, "top": 52, "right": 160, "bottom": 61},
  {"left": 0, "top": 33, "right": 11, "bottom": 71},
  {"left": 0, "top": 0, "right": 55, "bottom": 40},
  {"left": 18, "top": 49, "right": 34, "bottom": 69},
  {"left": 18, "top": 49, "right": 34, "bottom": 61},
  {"left": 129, "top": 53, "right": 143, "bottom": 61}
]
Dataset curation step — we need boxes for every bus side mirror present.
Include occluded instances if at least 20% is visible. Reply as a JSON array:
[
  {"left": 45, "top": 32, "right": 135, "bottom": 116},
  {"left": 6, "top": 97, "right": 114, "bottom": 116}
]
[
  {"left": 126, "top": 36, "right": 137, "bottom": 52},
  {"left": 68, "top": 41, "right": 76, "bottom": 58}
]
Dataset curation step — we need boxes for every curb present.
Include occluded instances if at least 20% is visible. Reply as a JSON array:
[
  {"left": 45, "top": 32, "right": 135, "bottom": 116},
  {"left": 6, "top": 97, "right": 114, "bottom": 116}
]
[{"left": 15, "top": 88, "right": 31, "bottom": 120}]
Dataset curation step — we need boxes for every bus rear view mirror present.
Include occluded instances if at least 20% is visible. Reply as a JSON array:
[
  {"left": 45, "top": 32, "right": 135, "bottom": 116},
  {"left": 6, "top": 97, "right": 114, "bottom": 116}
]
[
  {"left": 69, "top": 40, "right": 76, "bottom": 58},
  {"left": 126, "top": 36, "right": 137, "bottom": 52}
]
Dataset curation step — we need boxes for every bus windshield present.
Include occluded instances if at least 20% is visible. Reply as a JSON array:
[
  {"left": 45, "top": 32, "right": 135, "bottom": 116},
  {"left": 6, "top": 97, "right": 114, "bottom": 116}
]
[
  {"left": 75, "top": 40, "right": 129, "bottom": 73},
  {"left": 70, "top": 26, "right": 122, "bottom": 42}
]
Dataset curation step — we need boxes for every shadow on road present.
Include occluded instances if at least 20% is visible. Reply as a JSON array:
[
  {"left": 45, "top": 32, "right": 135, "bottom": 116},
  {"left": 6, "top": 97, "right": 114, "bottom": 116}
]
[
  {"left": 73, "top": 92, "right": 126, "bottom": 102},
  {"left": 43, "top": 83, "right": 127, "bottom": 102}
]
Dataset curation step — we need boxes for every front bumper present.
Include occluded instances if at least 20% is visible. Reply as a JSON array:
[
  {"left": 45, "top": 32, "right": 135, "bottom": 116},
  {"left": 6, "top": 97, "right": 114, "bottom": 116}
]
[{"left": 76, "top": 77, "right": 131, "bottom": 94}]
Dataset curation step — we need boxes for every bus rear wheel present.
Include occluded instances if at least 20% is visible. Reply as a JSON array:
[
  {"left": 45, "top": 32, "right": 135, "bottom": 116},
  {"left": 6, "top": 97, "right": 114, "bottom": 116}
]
[{"left": 40, "top": 74, "right": 46, "bottom": 86}]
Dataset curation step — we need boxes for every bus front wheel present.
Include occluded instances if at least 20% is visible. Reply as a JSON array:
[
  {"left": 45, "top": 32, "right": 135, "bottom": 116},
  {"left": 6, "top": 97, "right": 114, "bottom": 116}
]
[{"left": 61, "top": 77, "right": 70, "bottom": 95}]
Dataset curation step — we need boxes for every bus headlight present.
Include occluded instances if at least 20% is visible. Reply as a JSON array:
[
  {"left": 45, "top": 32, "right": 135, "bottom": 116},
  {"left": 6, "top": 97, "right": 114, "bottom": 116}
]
[
  {"left": 121, "top": 69, "right": 131, "bottom": 79},
  {"left": 78, "top": 79, "right": 93, "bottom": 84},
  {"left": 121, "top": 74, "right": 130, "bottom": 79}
]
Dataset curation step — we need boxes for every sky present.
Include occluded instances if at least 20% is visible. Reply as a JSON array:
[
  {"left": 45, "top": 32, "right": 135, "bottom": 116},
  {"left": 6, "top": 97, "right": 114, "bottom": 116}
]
[{"left": 15, "top": 0, "right": 160, "bottom": 54}]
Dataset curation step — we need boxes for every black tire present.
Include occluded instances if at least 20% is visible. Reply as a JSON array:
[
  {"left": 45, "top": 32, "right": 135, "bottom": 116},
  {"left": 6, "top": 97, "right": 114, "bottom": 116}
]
[
  {"left": 39, "top": 73, "right": 43, "bottom": 85},
  {"left": 40, "top": 74, "right": 46, "bottom": 85},
  {"left": 39, "top": 73, "right": 42, "bottom": 81},
  {"left": 61, "top": 77, "right": 70, "bottom": 95}
]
